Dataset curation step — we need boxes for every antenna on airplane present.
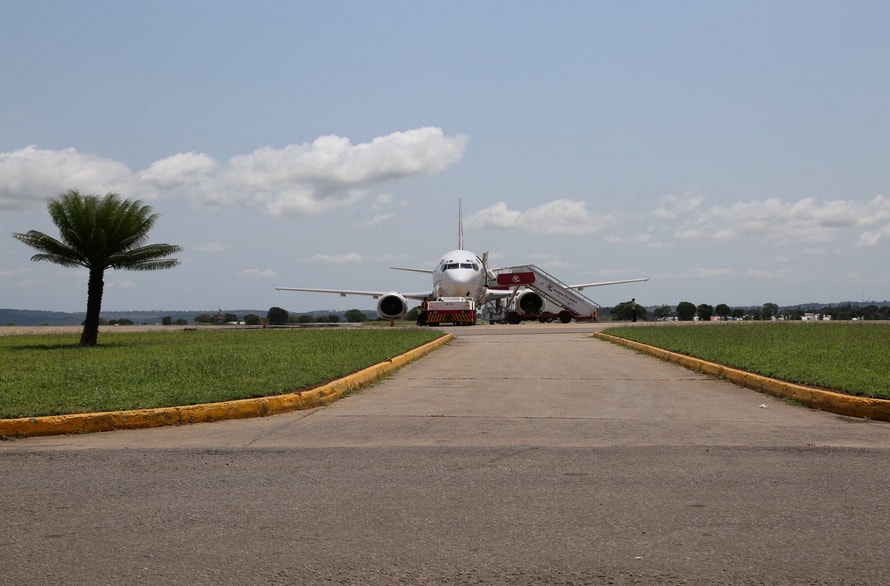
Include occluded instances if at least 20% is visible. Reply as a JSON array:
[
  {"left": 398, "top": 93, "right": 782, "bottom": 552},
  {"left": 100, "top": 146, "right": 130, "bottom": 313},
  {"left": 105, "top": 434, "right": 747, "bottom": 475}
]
[{"left": 458, "top": 197, "right": 464, "bottom": 250}]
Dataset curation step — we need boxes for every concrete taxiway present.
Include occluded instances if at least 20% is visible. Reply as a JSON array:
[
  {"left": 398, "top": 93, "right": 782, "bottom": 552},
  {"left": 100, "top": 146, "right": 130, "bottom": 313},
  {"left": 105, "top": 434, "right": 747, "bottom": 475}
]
[{"left": 3, "top": 323, "right": 890, "bottom": 584}]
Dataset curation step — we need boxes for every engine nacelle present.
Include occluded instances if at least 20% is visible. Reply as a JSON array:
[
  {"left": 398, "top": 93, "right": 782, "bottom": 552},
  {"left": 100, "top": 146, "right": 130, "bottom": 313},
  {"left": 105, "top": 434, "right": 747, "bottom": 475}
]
[
  {"left": 514, "top": 289, "right": 544, "bottom": 314},
  {"left": 377, "top": 293, "right": 409, "bottom": 320}
]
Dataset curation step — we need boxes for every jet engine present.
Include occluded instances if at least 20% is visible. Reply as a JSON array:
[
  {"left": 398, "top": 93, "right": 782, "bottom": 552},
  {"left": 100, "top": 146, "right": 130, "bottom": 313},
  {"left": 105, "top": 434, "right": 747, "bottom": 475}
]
[
  {"left": 377, "top": 293, "right": 409, "bottom": 320},
  {"left": 514, "top": 289, "right": 544, "bottom": 314}
]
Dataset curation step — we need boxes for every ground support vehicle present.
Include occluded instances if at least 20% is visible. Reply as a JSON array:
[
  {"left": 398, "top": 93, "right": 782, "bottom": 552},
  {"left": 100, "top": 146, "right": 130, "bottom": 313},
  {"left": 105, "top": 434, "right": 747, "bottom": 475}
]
[
  {"left": 494, "top": 265, "right": 600, "bottom": 324},
  {"left": 423, "top": 297, "right": 477, "bottom": 326},
  {"left": 503, "top": 308, "right": 597, "bottom": 324}
]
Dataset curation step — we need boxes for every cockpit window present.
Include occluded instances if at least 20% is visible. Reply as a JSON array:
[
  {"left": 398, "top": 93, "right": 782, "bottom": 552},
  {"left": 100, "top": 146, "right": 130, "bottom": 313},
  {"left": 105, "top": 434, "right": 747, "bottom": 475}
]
[{"left": 441, "top": 262, "right": 480, "bottom": 271}]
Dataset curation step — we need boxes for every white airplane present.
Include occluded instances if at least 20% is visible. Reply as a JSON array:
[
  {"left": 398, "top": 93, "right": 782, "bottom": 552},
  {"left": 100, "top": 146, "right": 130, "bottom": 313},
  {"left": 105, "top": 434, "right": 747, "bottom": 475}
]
[{"left": 276, "top": 201, "right": 647, "bottom": 323}]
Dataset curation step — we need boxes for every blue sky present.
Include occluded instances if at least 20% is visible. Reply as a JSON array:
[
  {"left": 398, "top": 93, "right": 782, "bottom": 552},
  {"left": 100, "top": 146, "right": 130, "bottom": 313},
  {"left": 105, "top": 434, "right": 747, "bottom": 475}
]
[{"left": 2, "top": 1, "right": 889, "bottom": 314}]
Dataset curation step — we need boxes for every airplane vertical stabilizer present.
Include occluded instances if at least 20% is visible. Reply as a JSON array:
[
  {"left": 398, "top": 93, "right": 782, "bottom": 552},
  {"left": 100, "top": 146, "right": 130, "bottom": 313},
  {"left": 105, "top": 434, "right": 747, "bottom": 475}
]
[{"left": 458, "top": 197, "right": 464, "bottom": 250}]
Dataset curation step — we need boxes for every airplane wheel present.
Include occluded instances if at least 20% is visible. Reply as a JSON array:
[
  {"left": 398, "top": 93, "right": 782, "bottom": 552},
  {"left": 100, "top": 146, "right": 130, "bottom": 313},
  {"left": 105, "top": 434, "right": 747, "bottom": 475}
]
[
  {"left": 506, "top": 311, "right": 521, "bottom": 324},
  {"left": 558, "top": 311, "right": 572, "bottom": 324}
]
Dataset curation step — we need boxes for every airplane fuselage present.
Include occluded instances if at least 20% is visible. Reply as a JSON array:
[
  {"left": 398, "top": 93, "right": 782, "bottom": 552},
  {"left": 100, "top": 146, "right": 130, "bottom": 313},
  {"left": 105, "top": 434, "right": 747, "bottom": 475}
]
[{"left": 432, "top": 249, "right": 488, "bottom": 302}]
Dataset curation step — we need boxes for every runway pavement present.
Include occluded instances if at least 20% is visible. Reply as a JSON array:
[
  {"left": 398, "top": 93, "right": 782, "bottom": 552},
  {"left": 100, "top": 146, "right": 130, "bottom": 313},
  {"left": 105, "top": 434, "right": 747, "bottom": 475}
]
[{"left": 3, "top": 322, "right": 890, "bottom": 584}]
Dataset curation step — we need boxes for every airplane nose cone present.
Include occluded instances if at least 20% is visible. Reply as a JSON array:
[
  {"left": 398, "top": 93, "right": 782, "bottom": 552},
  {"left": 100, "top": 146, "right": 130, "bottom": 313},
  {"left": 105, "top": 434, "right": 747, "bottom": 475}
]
[
  {"left": 437, "top": 269, "right": 476, "bottom": 298},
  {"left": 452, "top": 271, "right": 472, "bottom": 284}
]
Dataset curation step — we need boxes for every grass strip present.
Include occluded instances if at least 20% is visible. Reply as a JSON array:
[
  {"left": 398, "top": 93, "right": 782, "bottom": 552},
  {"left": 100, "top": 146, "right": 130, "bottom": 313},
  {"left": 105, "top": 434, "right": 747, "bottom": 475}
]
[
  {"left": 601, "top": 322, "right": 890, "bottom": 399},
  {"left": 0, "top": 328, "right": 443, "bottom": 418}
]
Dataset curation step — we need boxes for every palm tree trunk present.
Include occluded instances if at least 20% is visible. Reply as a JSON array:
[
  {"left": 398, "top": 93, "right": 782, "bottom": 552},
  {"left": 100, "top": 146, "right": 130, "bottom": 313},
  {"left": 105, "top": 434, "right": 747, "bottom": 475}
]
[{"left": 80, "top": 268, "right": 105, "bottom": 346}]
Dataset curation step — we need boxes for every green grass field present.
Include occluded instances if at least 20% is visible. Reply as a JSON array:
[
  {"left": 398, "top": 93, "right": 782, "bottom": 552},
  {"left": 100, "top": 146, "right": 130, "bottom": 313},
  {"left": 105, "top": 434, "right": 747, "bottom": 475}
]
[
  {"left": 602, "top": 322, "right": 890, "bottom": 399},
  {"left": 0, "top": 328, "right": 443, "bottom": 419}
]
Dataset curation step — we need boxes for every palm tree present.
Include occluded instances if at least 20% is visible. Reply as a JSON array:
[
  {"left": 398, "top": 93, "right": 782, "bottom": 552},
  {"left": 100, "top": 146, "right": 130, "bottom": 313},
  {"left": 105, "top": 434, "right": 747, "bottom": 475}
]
[{"left": 12, "top": 190, "right": 183, "bottom": 346}]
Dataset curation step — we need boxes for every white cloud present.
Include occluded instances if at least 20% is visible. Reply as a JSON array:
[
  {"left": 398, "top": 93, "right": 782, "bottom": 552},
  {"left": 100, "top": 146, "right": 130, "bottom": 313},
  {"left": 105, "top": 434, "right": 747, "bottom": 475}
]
[
  {"left": 209, "top": 127, "right": 467, "bottom": 215},
  {"left": 684, "top": 267, "right": 736, "bottom": 279},
  {"left": 358, "top": 213, "right": 395, "bottom": 227},
  {"left": 742, "top": 267, "right": 799, "bottom": 280},
  {"left": 262, "top": 188, "right": 365, "bottom": 216},
  {"left": 467, "top": 199, "right": 617, "bottom": 236},
  {"left": 0, "top": 127, "right": 468, "bottom": 215},
  {"left": 466, "top": 201, "right": 520, "bottom": 230},
  {"left": 605, "top": 231, "right": 673, "bottom": 249},
  {"left": 653, "top": 192, "right": 704, "bottom": 220},
  {"left": 300, "top": 252, "right": 408, "bottom": 264},
  {"left": 673, "top": 196, "right": 890, "bottom": 245},
  {"left": 135, "top": 152, "right": 218, "bottom": 196},
  {"left": 857, "top": 223, "right": 890, "bottom": 247},
  {"left": 0, "top": 145, "right": 132, "bottom": 210},
  {"left": 302, "top": 252, "right": 364, "bottom": 263},
  {"left": 526, "top": 252, "right": 572, "bottom": 268},
  {"left": 656, "top": 267, "right": 737, "bottom": 280}
]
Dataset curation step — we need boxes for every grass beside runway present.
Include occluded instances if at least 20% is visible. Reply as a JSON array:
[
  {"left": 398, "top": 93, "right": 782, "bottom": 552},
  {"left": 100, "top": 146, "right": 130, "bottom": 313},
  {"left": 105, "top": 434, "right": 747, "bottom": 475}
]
[
  {"left": 0, "top": 328, "right": 443, "bottom": 419},
  {"left": 602, "top": 322, "right": 890, "bottom": 399}
]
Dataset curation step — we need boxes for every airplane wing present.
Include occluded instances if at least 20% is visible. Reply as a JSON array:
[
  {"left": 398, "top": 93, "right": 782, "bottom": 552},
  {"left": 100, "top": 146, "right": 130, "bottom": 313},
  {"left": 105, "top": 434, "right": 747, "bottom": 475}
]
[
  {"left": 275, "top": 287, "right": 433, "bottom": 301},
  {"left": 571, "top": 278, "right": 649, "bottom": 291},
  {"left": 390, "top": 266, "right": 434, "bottom": 274}
]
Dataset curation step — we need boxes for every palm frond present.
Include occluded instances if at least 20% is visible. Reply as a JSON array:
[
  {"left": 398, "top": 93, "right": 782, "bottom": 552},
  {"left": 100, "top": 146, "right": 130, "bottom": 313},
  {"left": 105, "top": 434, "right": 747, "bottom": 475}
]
[
  {"left": 108, "top": 243, "right": 183, "bottom": 271},
  {"left": 11, "top": 230, "right": 88, "bottom": 268}
]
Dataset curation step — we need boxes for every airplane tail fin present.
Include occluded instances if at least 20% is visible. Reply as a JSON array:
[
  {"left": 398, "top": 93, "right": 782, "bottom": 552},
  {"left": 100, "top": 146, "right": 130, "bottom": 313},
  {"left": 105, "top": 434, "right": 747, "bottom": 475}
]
[{"left": 458, "top": 197, "right": 464, "bottom": 250}]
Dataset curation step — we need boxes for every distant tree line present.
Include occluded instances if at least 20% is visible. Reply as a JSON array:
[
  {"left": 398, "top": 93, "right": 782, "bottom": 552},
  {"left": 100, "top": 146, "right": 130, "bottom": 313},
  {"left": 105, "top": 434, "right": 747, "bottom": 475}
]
[
  {"left": 638, "top": 302, "right": 780, "bottom": 322},
  {"left": 179, "top": 308, "right": 370, "bottom": 325},
  {"left": 76, "top": 302, "right": 890, "bottom": 327},
  {"left": 610, "top": 301, "right": 890, "bottom": 322},
  {"left": 264, "top": 307, "right": 370, "bottom": 325},
  {"left": 805, "top": 304, "right": 890, "bottom": 321}
]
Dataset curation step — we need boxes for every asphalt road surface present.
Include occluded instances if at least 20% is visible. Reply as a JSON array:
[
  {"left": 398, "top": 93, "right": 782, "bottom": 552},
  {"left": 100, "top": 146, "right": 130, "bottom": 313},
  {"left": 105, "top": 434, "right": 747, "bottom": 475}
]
[{"left": 3, "top": 323, "right": 890, "bottom": 585}]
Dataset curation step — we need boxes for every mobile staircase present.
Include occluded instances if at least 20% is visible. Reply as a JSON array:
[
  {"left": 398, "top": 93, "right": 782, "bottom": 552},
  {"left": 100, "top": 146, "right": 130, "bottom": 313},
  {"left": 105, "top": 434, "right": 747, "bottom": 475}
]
[{"left": 494, "top": 265, "right": 600, "bottom": 324}]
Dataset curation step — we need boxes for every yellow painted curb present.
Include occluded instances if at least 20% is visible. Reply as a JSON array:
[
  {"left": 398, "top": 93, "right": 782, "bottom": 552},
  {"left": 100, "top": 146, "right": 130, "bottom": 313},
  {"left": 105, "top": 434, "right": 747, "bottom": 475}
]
[
  {"left": 0, "top": 333, "right": 455, "bottom": 438},
  {"left": 594, "top": 332, "right": 890, "bottom": 421}
]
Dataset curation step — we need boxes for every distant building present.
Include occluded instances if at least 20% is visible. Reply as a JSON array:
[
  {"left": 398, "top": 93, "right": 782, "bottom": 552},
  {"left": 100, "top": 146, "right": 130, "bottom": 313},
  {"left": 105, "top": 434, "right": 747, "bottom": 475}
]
[{"left": 801, "top": 313, "right": 831, "bottom": 321}]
